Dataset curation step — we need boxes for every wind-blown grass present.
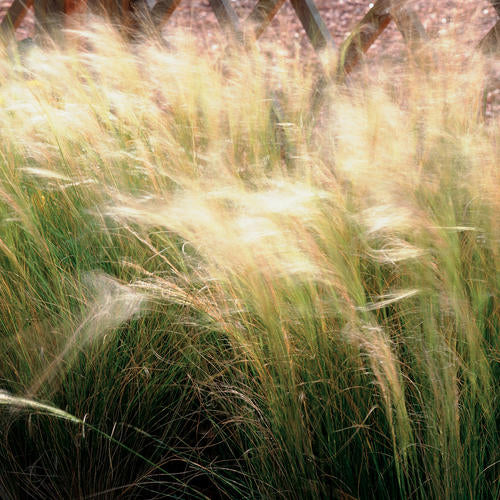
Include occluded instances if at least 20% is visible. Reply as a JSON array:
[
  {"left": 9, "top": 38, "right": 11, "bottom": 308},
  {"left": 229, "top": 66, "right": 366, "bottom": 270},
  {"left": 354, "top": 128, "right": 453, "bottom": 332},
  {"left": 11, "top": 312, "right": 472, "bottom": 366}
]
[{"left": 0, "top": 22, "right": 498, "bottom": 499}]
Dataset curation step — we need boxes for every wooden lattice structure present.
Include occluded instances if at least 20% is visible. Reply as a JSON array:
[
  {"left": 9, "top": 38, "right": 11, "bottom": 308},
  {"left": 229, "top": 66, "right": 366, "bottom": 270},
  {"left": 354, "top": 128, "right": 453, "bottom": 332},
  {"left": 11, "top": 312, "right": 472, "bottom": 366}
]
[
  {"left": 1, "top": 1, "right": 498, "bottom": 163},
  {"left": 0, "top": 0, "right": 498, "bottom": 126},
  {"left": 2, "top": 1, "right": 499, "bottom": 72}
]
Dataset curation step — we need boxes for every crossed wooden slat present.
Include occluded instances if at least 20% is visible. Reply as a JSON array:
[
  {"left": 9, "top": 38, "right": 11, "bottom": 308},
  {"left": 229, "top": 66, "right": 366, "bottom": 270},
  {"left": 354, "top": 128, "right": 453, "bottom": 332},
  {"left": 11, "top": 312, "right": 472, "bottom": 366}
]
[
  {"left": 3, "top": 1, "right": 498, "bottom": 63},
  {"left": 2, "top": 1, "right": 499, "bottom": 55},
  {"left": 0, "top": 0, "right": 34, "bottom": 35},
  {"left": 1, "top": 1, "right": 498, "bottom": 100},
  {"left": 151, "top": 0, "right": 428, "bottom": 84},
  {"left": 151, "top": 0, "right": 334, "bottom": 51}
]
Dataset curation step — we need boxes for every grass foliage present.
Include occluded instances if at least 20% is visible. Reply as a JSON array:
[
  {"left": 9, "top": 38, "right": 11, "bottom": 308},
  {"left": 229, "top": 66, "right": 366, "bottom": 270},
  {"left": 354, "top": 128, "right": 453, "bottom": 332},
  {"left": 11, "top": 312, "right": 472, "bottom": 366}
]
[{"left": 0, "top": 23, "right": 498, "bottom": 499}]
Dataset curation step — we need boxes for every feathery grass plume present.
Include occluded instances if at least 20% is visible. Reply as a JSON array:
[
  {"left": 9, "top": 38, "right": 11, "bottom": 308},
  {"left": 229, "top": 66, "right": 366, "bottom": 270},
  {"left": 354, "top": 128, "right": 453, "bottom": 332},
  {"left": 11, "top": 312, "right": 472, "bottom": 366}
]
[
  {"left": 27, "top": 271, "right": 146, "bottom": 396},
  {"left": 0, "top": 390, "right": 81, "bottom": 423}
]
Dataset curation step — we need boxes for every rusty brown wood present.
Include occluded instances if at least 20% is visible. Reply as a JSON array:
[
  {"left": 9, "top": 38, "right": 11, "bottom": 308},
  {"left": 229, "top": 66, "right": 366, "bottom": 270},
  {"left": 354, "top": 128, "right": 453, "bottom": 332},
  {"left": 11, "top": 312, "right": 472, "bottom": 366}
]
[
  {"left": 336, "top": 0, "right": 428, "bottom": 78},
  {"left": 32, "top": 1, "right": 140, "bottom": 38},
  {"left": 0, "top": 0, "right": 34, "bottom": 39},
  {"left": 309, "top": 0, "right": 428, "bottom": 118},
  {"left": 337, "top": 0, "right": 393, "bottom": 76},
  {"left": 150, "top": 0, "right": 182, "bottom": 28},
  {"left": 34, "top": 0, "right": 66, "bottom": 35},
  {"left": 244, "top": 0, "right": 286, "bottom": 40},
  {"left": 289, "top": 0, "right": 335, "bottom": 52},
  {"left": 2, "top": 0, "right": 488, "bottom": 85},
  {"left": 64, "top": 0, "right": 88, "bottom": 17}
]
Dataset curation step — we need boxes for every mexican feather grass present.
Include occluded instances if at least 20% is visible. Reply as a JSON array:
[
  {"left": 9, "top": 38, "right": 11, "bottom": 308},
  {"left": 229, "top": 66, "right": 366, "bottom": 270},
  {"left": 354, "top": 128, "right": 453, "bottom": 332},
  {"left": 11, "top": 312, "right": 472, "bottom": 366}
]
[{"left": 0, "top": 20, "right": 498, "bottom": 499}]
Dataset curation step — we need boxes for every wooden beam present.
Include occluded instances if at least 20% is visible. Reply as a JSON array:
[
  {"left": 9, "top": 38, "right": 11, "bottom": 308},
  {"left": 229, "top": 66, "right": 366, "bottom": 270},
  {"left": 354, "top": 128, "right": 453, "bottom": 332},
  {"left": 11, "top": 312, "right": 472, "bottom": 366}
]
[
  {"left": 312, "top": 0, "right": 427, "bottom": 117},
  {"left": 0, "top": 0, "right": 34, "bottom": 40},
  {"left": 244, "top": 0, "right": 286, "bottom": 39},
  {"left": 204, "top": 0, "right": 294, "bottom": 166},
  {"left": 478, "top": 18, "right": 500, "bottom": 53},
  {"left": 337, "top": 0, "right": 394, "bottom": 76},
  {"left": 390, "top": 2, "right": 428, "bottom": 49},
  {"left": 150, "top": 0, "right": 182, "bottom": 28},
  {"left": 64, "top": 0, "right": 86, "bottom": 14},
  {"left": 34, "top": 0, "right": 65, "bottom": 36},
  {"left": 289, "top": 0, "right": 335, "bottom": 52},
  {"left": 208, "top": 0, "right": 244, "bottom": 43}
]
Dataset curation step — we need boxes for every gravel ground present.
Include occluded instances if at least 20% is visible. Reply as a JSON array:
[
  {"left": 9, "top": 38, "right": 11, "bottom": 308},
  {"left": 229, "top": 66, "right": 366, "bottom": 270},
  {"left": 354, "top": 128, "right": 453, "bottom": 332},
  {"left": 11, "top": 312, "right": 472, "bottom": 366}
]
[{"left": 1, "top": 0, "right": 498, "bottom": 115}]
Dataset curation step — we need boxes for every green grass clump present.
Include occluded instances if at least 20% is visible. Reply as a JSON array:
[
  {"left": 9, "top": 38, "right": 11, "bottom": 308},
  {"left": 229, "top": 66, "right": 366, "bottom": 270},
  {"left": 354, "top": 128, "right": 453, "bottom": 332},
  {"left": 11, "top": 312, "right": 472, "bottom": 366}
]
[{"left": 0, "top": 23, "right": 498, "bottom": 499}]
